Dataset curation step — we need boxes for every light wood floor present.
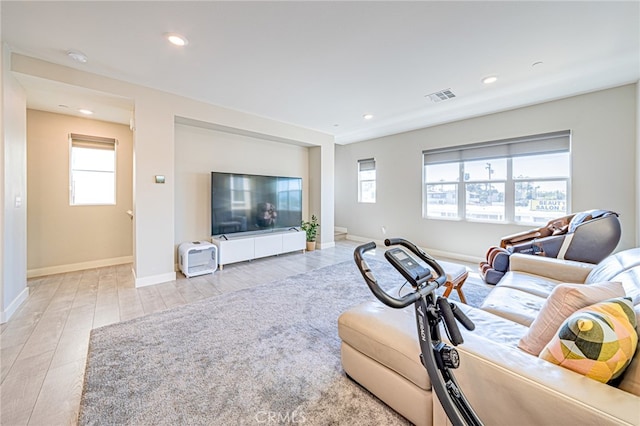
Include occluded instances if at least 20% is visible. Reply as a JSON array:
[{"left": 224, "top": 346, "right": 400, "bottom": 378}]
[{"left": 0, "top": 240, "right": 474, "bottom": 425}]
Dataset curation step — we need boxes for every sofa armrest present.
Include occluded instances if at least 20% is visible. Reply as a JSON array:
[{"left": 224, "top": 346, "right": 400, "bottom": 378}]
[
  {"left": 441, "top": 332, "right": 639, "bottom": 426},
  {"left": 508, "top": 253, "right": 595, "bottom": 283}
]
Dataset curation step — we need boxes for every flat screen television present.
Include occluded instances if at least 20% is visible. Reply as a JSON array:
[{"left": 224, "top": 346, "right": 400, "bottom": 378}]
[{"left": 211, "top": 172, "right": 303, "bottom": 236}]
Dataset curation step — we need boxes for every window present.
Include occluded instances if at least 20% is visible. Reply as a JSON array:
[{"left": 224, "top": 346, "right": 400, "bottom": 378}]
[
  {"left": 358, "top": 158, "right": 376, "bottom": 203},
  {"left": 423, "top": 131, "right": 570, "bottom": 224},
  {"left": 69, "top": 133, "right": 117, "bottom": 205},
  {"left": 230, "top": 175, "right": 251, "bottom": 210},
  {"left": 277, "top": 177, "right": 302, "bottom": 212}
]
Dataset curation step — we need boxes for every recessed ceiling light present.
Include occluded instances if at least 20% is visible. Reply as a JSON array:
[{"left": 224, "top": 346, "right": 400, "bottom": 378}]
[
  {"left": 482, "top": 75, "right": 498, "bottom": 85},
  {"left": 165, "top": 32, "right": 189, "bottom": 47},
  {"left": 363, "top": 114, "right": 374, "bottom": 120},
  {"left": 78, "top": 109, "right": 93, "bottom": 115},
  {"left": 67, "top": 50, "right": 88, "bottom": 63}
]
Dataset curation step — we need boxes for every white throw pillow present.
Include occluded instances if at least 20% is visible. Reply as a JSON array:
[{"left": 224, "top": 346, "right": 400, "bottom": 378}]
[{"left": 518, "top": 281, "right": 625, "bottom": 355}]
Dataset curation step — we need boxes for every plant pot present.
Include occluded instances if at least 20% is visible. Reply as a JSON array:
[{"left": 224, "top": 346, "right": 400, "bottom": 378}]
[{"left": 306, "top": 241, "right": 316, "bottom": 251}]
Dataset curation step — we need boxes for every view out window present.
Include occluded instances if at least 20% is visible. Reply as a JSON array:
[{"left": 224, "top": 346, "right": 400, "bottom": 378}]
[
  {"left": 358, "top": 158, "right": 376, "bottom": 203},
  {"left": 69, "top": 134, "right": 117, "bottom": 206},
  {"left": 230, "top": 175, "right": 251, "bottom": 210},
  {"left": 277, "top": 177, "right": 302, "bottom": 212},
  {"left": 423, "top": 131, "right": 571, "bottom": 224}
]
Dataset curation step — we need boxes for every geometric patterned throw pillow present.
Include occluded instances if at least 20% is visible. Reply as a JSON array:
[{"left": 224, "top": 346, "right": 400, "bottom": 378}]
[{"left": 539, "top": 297, "right": 638, "bottom": 383}]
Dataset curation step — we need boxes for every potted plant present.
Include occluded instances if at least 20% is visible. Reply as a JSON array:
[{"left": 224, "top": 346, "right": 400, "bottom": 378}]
[{"left": 301, "top": 214, "right": 319, "bottom": 251}]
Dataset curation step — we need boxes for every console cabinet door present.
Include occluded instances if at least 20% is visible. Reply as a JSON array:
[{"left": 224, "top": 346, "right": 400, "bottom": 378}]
[
  {"left": 218, "top": 238, "right": 254, "bottom": 265},
  {"left": 282, "top": 231, "right": 306, "bottom": 252},
  {"left": 254, "top": 234, "right": 283, "bottom": 258}
]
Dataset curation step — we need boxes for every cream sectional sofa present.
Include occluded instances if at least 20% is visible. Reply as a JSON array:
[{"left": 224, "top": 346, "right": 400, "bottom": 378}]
[{"left": 338, "top": 248, "right": 640, "bottom": 426}]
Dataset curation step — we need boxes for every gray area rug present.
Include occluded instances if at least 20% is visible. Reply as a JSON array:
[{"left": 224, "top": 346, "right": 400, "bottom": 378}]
[{"left": 79, "top": 260, "right": 492, "bottom": 425}]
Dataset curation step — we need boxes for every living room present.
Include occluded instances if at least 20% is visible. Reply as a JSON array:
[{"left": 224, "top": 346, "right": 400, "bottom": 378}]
[{"left": 1, "top": 1, "right": 639, "bottom": 425}]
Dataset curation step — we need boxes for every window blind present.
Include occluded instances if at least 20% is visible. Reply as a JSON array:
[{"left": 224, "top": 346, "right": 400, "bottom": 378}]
[
  {"left": 423, "top": 130, "right": 570, "bottom": 165},
  {"left": 69, "top": 133, "right": 117, "bottom": 150},
  {"left": 358, "top": 158, "right": 376, "bottom": 171}
]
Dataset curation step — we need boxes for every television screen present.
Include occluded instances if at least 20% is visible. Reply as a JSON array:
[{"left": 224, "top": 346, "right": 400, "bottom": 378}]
[{"left": 211, "top": 172, "right": 303, "bottom": 236}]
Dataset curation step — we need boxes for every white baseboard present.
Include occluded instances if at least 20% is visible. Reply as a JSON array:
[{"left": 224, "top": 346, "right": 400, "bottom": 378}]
[
  {"left": 319, "top": 241, "right": 336, "bottom": 250},
  {"left": 133, "top": 270, "right": 176, "bottom": 288},
  {"left": 345, "top": 234, "right": 382, "bottom": 244},
  {"left": 1, "top": 287, "right": 30, "bottom": 324},
  {"left": 27, "top": 256, "right": 134, "bottom": 278},
  {"left": 334, "top": 226, "right": 348, "bottom": 234},
  {"left": 345, "top": 234, "right": 483, "bottom": 264}
]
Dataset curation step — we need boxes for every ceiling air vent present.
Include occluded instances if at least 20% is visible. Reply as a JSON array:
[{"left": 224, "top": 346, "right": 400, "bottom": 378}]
[{"left": 426, "top": 89, "right": 456, "bottom": 103}]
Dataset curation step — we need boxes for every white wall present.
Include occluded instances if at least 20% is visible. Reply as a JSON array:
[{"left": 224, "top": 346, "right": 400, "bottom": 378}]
[
  {"left": 309, "top": 143, "right": 335, "bottom": 248},
  {"left": 174, "top": 123, "right": 309, "bottom": 254},
  {"left": 308, "top": 147, "right": 322, "bottom": 244},
  {"left": 26, "top": 110, "right": 133, "bottom": 277},
  {"left": 1, "top": 42, "right": 5, "bottom": 321},
  {"left": 10, "top": 53, "right": 334, "bottom": 288},
  {"left": 1, "top": 45, "right": 28, "bottom": 322},
  {"left": 336, "top": 84, "right": 638, "bottom": 261}
]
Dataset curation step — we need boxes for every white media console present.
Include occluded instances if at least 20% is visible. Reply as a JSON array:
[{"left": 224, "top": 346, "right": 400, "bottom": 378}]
[{"left": 211, "top": 229, "right": 306, "bottom": 269}]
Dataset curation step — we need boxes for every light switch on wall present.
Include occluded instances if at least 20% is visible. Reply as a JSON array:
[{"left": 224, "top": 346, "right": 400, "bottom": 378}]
[{"left": 15, "top": 196, "right": 22, "bottom": 208}]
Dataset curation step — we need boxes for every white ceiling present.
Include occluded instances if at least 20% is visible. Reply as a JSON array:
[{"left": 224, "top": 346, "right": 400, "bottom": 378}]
[{"left": 2, "top": 1, "right": 639, "bottom": 144}]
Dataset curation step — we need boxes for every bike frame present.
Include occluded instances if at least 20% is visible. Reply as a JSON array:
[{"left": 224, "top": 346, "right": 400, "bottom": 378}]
[
  {"left": 414, "top": 291, "right": 483, "bottom": 426},
  {"left": 353, "top": 238, "right": 483, "bottom": 426}
]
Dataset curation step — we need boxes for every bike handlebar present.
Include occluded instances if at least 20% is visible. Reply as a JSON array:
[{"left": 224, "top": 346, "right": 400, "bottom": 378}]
[
  {"left": 438, "top": 297, "right": 464, "bottom": 345},
  {"left": 353, "top": 240, "right": 446, "bottom": 309},
  {"left": 451, "top": 303, "right": 475, "bottom": 331}
]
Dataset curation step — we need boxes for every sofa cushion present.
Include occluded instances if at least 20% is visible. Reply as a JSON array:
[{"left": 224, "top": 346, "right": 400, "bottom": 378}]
[
  {"left": 494, "top": 270, "right": 562, "bottom": 298},
  {"left": 518, "top": 281, "right": 625, "bottom": 355},
  {"left": 607, "top": 269, "right": 640, "bottom": 306},
  {"left": 509, "top": 254, "right": 594, "bottom": 284},
  {"left": 585, "top": 248, "right": 640, "bottom": 307},
  {"left": 539, "top": 297, "right": 638, "bottom": 383},
  {"left": 457, "top": 303, "right": 529, "bottom": 347},
  {"left": 586, "top": 248, "right": 640, "bottom": 285},
  {"left": 338, "top": 300, "right": 430, "bottom": 390},
  {"left": 618, "top": 304, "right": 640, "bottom": 396},
  {"left": 480, "top": 286, "right": 547, "bottom": 326}
]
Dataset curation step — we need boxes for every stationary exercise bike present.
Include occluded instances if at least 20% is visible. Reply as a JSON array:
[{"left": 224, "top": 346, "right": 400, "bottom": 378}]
[{"left": 354, "top": 238, "right": 483, "bottom": 426}]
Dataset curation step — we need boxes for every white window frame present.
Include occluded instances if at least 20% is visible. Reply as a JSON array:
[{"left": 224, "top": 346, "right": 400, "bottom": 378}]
[
  {"left": 358, "top": 158, "right": 376, "bottom": 203},
  {"left": 423, "top": 131, "right": 571, "bottom": 224},
  {"left": 69, "top": 133, "right": 117, "bottom": 206}
]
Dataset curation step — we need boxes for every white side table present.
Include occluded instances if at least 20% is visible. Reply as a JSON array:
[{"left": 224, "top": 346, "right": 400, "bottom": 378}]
[{"left": 178, "top": 241, "right": 218, "bottom": 278}]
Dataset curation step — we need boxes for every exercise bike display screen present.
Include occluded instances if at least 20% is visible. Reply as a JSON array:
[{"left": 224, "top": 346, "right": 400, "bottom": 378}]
[{"left": 385, "top": 247, "right": 432, "bottom": 285}]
